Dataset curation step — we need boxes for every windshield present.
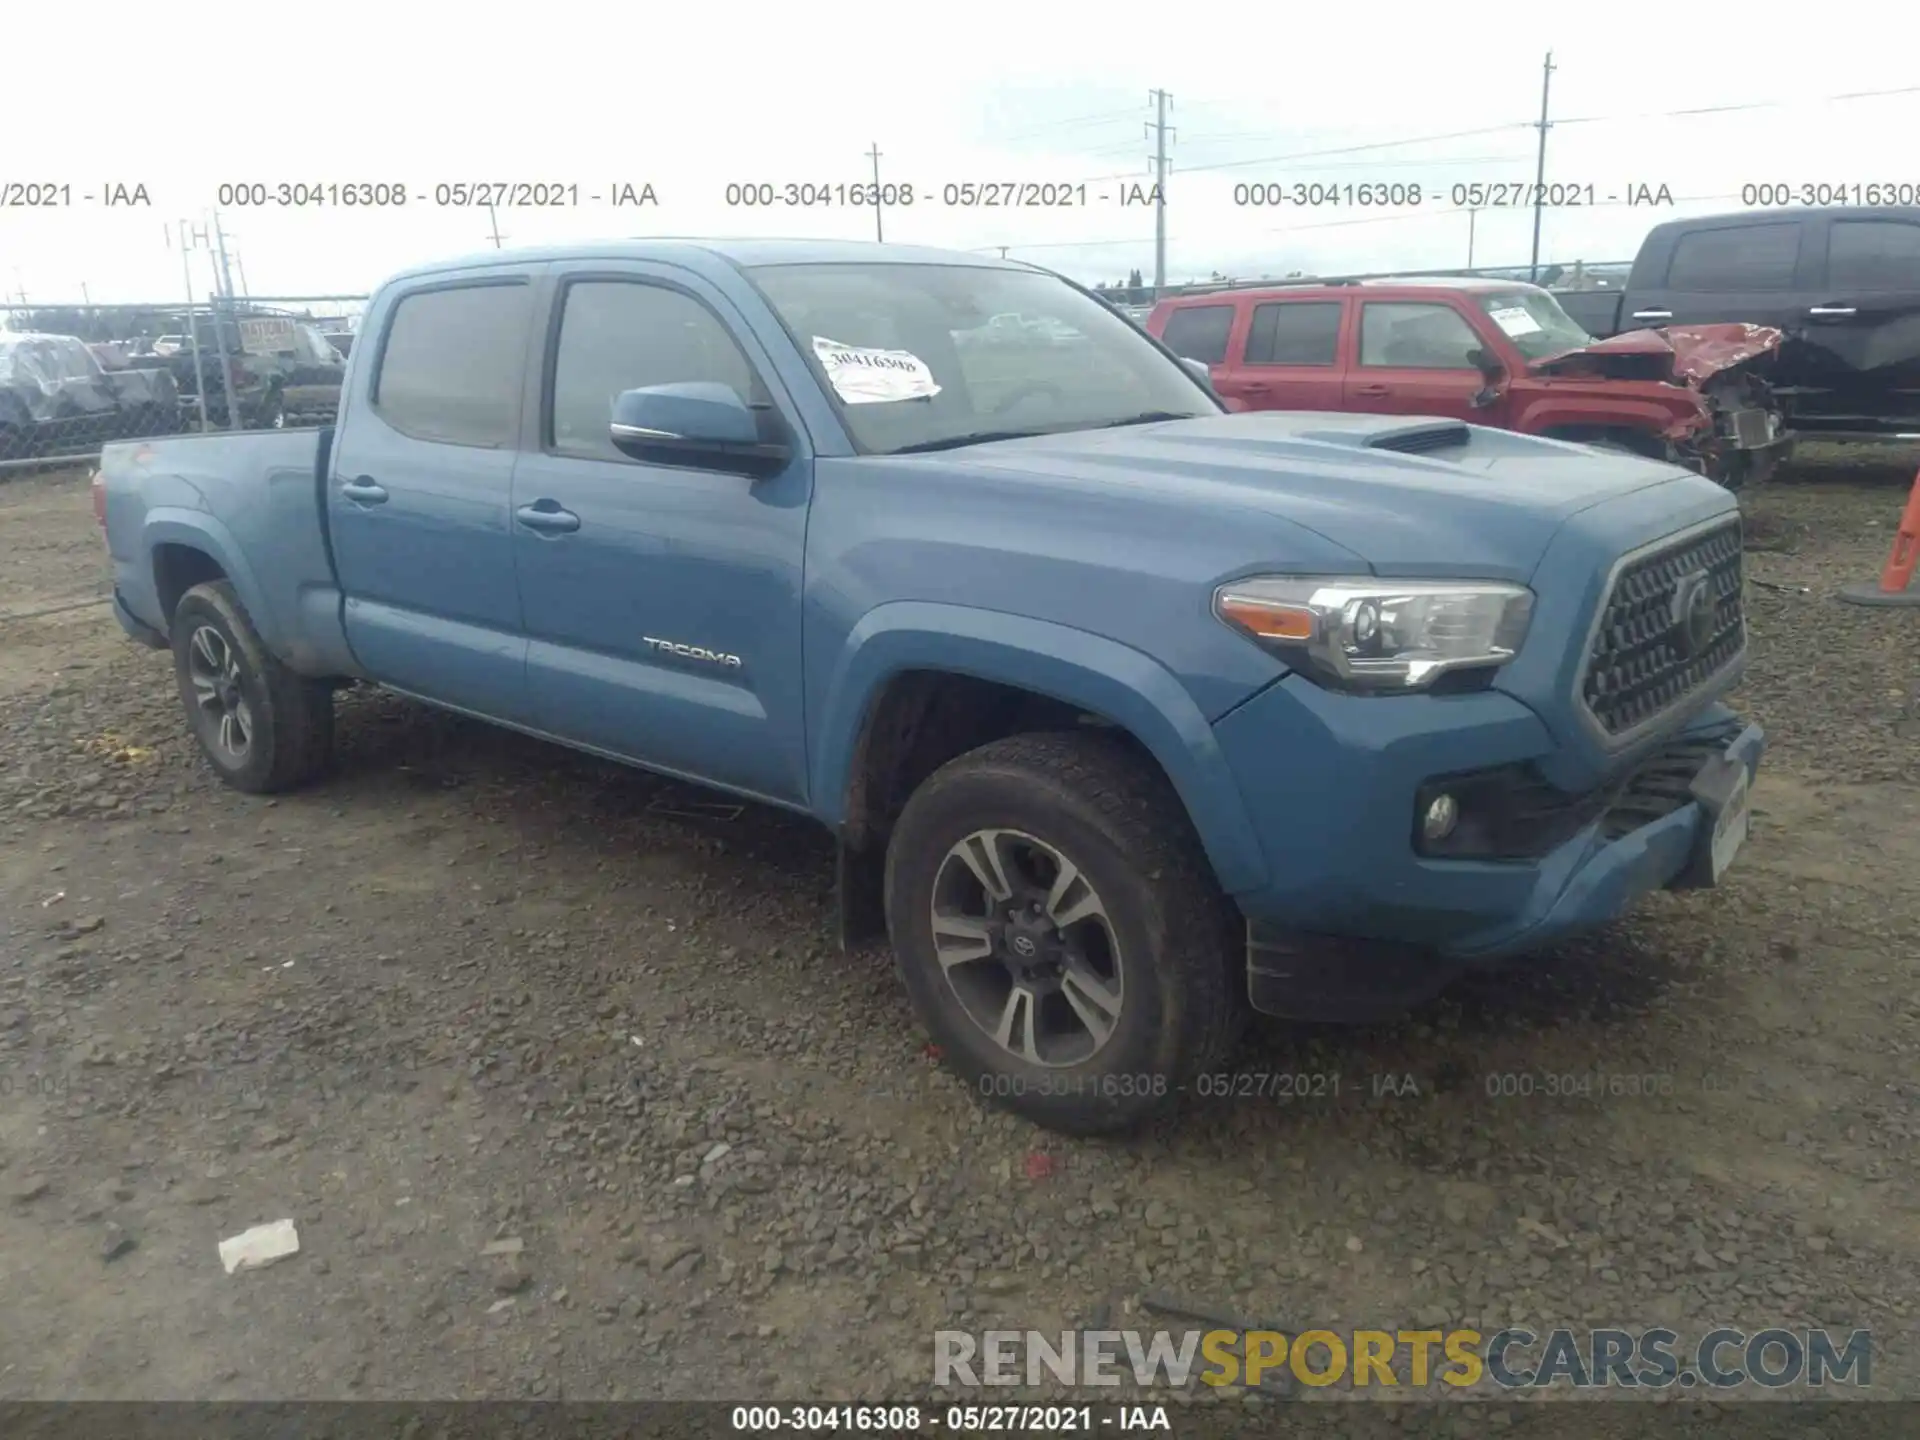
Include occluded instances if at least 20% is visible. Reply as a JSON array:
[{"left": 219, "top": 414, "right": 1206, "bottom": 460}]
[
  {"left": 1474, "top": 289, "right": 1594, "bottom": 362},
  {"left": 748, "top": 262, "right": 1218, "bottom": 455}
]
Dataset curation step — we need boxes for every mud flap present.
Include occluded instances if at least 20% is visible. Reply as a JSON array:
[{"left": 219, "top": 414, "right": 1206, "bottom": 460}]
[{"left": 836, "top": 837, "right": 888, "bottom": 954}]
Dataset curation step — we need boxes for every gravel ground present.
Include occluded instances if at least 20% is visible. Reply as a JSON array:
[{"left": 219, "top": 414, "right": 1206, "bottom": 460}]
[{"left": 2, "top": 453, "right": 1919, "bottom": 1422}]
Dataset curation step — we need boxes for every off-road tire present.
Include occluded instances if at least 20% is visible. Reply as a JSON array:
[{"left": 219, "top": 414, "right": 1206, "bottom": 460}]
[
  {"left": 171, "top": 580, "right": 333, "bottom": 794},
  {"left": 884, "top": 731, "right": 1246, "bottom": 1135}
]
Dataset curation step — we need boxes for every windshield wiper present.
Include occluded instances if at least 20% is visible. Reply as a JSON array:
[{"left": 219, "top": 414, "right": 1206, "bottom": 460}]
[
  {"left": 890, "top": 429, "right": 1050, "bottom": 455},
  {"left": 1092, "top": 410, "right": 1206, "bottom": 429}
]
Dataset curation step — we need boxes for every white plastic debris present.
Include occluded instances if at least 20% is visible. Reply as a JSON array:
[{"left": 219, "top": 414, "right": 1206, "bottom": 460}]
[{"left": 219, "top": 1219, "right": 300, "bottom": 1274}]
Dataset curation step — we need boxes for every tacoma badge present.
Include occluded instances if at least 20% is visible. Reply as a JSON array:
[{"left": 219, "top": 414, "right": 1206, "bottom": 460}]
[{"left": 642, "top": 637, "right": 743, "bottom": 668}]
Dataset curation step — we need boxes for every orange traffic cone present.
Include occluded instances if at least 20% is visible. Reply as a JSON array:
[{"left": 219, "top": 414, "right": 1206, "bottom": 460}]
[{"left": 1840, "top": 466, "right": 1920, "bottom": 607}]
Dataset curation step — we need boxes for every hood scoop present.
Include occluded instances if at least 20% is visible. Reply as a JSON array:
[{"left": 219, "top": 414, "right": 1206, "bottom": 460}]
[
  {"left": 1364, "top": 420, "right": 1472, "bottom": 455},
  {"left": 1274, "top": 416, "right": 1475, "bottom": 456}
]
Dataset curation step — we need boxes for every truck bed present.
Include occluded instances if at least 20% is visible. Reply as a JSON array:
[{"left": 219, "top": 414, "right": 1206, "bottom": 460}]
[{"left": 100, "top": 425, "right": 361, "bottom": 678}]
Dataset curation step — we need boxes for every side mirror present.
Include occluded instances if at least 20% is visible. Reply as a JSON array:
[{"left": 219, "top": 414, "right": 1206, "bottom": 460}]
[
  {"left": 1464, "top": 347, "right": 1506, "bottom": 410},
  {"left": 609, "top": 383, "right": 790, "bottom": 477}
]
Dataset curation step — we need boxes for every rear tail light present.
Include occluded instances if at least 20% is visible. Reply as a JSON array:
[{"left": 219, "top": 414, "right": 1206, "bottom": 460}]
[{"left": 90, "top": 469, "right": 107, "bottom": 529}]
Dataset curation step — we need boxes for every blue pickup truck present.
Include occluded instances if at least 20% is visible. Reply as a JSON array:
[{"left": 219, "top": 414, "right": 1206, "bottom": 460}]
[{"left": 97, "top": 239, "right": 1763, "bottom": 1134}]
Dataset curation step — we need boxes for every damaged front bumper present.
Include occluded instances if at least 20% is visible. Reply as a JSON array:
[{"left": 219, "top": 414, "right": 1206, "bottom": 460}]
[
  {"left": 1240, "top": 710, "right": 1765, "bottom": 1023},
  {"left": 1679, "top": 405, "right": 1794, "bottom": 488}
]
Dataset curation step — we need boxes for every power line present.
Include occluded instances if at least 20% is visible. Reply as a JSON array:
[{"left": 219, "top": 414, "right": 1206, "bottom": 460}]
[
  {"left": 1150, "top": 124, "right": 1535, "bottom": 178},
  {"left": 983, "top": 189, "right": 1751, "bottom": 255},
  {"left": 990, "top": 107, "right": 1146, "bottom": 143},
  {"left": 1556, "top": 81, "right": 1920, "bottom": 125},
  {"left": 1037, "top": 77, "right": 1920, "bottom": 193}
]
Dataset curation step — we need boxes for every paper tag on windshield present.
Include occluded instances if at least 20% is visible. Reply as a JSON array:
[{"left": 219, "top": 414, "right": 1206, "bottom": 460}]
[
  {"left": 1487, "top": 305, "right": 1544, "bottom": 338},
  {"left": 812, "top": 337, "right": 941, "bottom": 405}
]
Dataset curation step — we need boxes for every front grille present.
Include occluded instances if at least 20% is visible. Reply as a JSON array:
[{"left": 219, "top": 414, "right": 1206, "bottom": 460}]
[
  {"left": 1727, "top": 409, "right": 1772, "bottom": 448},
  {"left": 1581, "top": 520, "right": 1745, "bottom": 740}
]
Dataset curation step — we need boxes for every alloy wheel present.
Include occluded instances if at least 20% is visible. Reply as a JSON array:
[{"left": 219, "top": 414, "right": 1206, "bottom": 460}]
[
  {"left": 929, "top": 827, "right": 1125, "bottom": 1067},
  {"left": 187, "top": 625, "right": 253, "bottom": 761}
]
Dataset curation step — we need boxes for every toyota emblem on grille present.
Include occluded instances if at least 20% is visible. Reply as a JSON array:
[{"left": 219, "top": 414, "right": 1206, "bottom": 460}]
[{"left": 1670, "top": 570, "right": 1716, "bottom": 657}]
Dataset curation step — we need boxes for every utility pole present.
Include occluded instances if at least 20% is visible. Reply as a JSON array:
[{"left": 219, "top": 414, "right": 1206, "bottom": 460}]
[
  {"left": 486, "top": 201, "right": 505, "bottom": 249},
  {"left": 235, "top": 253, "right": 251, "bottom": 299},
  {"left": 1528, "top": 50, "right": 1555, "bottom": 282},
  {"left": 1467, "top": 208, "right": 1479, "bottom": 269},
  {"left": 172, "top": 220, "right": 215, "bottom": 434},
  {"left": 192, "top": 217, "right": 241, "bottom": 431},
  {"left": 1147, "top": 90, "right": 1173, "bottom": 299},
  {"left": 211, "top": 213, "right": 239, "bottom": 302},
  {"left": 867, "top": 144, "right": 885, "bottom": 243}
]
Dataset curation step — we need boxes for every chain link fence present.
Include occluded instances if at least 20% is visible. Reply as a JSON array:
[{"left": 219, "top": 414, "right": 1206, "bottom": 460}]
[{"left": 0, "top": 297, "right": 367, "bottom": 478}]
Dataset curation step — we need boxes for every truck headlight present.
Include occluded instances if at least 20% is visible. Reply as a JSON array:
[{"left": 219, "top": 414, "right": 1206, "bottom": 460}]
[{"left": 1213, "top": 577, "right": 1534, "bottom": 692}]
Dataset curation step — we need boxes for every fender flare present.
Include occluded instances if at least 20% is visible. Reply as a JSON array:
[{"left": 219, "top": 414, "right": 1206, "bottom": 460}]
[
  {"left": 810, "top": 600, "right": 1269, "bottom": 896},
  {"left": 140, "top": 508, "right": 278, "bottom": 650}
]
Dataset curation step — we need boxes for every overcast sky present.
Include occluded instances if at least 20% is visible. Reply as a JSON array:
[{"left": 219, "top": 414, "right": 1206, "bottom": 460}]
[{"left": 5, "top": 0, "right": 1915, "bottom": 309}]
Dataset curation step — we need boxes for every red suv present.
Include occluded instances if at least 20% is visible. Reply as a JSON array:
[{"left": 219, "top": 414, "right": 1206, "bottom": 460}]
[{"left": 1147, "top": 279, "right": 1793, "bottom": 489}]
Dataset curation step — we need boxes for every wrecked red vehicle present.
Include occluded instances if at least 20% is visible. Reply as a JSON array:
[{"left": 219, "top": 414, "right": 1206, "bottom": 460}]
[{"left": 1148, "top": 278, "right": 1792, "bottom": 489}]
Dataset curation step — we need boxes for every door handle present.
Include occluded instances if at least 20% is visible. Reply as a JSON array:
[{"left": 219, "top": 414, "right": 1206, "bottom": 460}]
[
  {"left": 515, "top": 501, "right": 581, "bottom": 535},
  {"left": 1353, "top": 384, "right": 1391, "bottom": 398},
  {"left": 340, "top": 477, "right": 388, "bottom": 504},
  {"left": 1240, "top": 381, "right": 1272, "bottom": 392},
  {"left": 1630, "top": 309, "right": 1673, "bottom": 322},
  {"left": 1808, "top": 305, "right": 1857, "bottom": 317}
]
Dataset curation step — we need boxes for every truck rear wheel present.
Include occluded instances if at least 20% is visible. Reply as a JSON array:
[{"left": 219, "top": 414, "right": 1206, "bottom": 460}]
[
  {"left": 883, "top": 732, "right": 1245, "bottom": 1135},
  {"left": 170, "top": 580, "right": 334, "bottom": 794}
]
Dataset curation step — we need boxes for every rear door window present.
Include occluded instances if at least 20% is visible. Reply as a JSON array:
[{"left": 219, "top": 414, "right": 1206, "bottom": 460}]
[
  {"left": 1827, "top": 220, "right": 1920, "bottom": 291},
  {"left": 1246, "top": 302, "right": 1340, "bottom": 365},
  {"left": 1665, "top": 224, "right": 1801, "bottom": 292},
  {"left": 373, "top": 282, "right": 533, "bottom": 447},
  {"left": 1159, "top": 304, "right": 1234, "bottom": 365}
]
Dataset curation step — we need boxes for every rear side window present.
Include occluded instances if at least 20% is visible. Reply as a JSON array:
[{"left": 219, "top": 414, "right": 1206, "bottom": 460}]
[
  {"left": 1246, "top": 302, "right": 1340, "bottom": 365},
  {"left": 1358, "top": 303, "right": 1481, "bottom": 368},
  {"left": 373, "top": 282, "right": 532, "bottom": 447},
  {"left": 1665, "top": 224, "right": 1800, "bottom": 292},
  {"left": 1159, "top": 304, "right": 1234, "bottom": 365},
  {"left": 1827, "top": 220, "right": 1920, "bottom": 291},
  {"left": 549, "top": 280, "right": 758, "bottom": 461}
]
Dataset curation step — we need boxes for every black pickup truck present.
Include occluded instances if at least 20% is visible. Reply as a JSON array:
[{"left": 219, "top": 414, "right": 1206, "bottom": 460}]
[
  {"left": 127, "top": 315, "right": 346, "bottom": 430},
  {"left": 1557, "top": 208, "right": 1920, "bottom": 439}
]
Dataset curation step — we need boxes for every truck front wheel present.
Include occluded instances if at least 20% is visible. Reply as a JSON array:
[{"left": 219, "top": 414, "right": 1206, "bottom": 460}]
[
  {"left": 170, "top": 580, "right": 334, "bottom": 794},
  {"left": 884, "top": 732, "right": 1245, "bottom": 1135}
]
